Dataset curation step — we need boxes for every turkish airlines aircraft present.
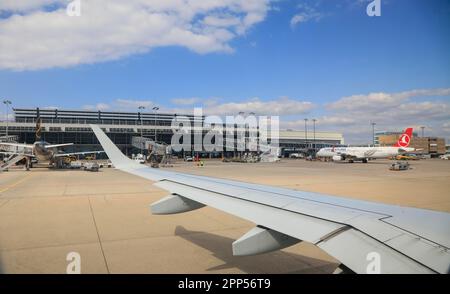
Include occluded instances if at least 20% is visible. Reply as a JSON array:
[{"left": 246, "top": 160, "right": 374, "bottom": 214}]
[
  {"left": 90, "top": 124, "right": 450, "bottom": 274},
  {"left": 316, "top": 128, "right": 415, "bottom": 163}
]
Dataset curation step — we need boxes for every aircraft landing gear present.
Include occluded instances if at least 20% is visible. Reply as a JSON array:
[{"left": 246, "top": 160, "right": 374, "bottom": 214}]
[{"left": 25, "top": 157, "right": 31, "bottom": 171}]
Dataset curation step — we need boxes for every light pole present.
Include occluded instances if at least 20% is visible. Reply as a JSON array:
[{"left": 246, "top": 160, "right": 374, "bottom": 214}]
[
  {"left": 371, "top": 122, "right": 376, "bottom": 146},
  {"left": 138, "top": 106, "right": 145, "bottom": 155},
  {"left": 421, "top": 126, "right": 425, "bottom": 137},
  {"left": 304, "top": 118, "right": 308, "bottom": 150},
  {"left": 312, "top": 118, "right": 316, "bottom": 152},
  {"left": 3, "top": 100, "right": 12, "bottom": 138},
  {"left": 152, "top": 106, "right": 159, "bottom": 141}
]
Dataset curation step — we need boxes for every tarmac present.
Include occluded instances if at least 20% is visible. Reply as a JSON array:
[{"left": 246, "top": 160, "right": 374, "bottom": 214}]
[{"left": 0, "top": 158, "right": 449, "bottom": 273}]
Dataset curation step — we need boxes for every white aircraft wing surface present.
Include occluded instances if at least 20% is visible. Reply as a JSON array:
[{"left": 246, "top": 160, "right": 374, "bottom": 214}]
[
  {"left": 44, "top": 143, "right": 74, "bottom": 149},
  {"left": 0, "top": 142, "right": 33, "bottom": 149},
  {"left": 90, "top": 124, "right": 450, "bottom": 274},
  {"left": 336, "top": 149, "right": 376, "bottom": 159}
]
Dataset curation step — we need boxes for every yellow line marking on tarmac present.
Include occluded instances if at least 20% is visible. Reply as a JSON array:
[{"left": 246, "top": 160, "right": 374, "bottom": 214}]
[{"left": 0, "top": 173, "right": 34, "bottom": 194}]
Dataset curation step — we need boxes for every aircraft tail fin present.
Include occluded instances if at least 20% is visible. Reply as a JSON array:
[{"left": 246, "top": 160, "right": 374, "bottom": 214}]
[
  {"left": 393, "top": 128, "right": 413, "bottom": 148},
  {"left": 35, "top": 117, "right": 42, "bottom": 141}
]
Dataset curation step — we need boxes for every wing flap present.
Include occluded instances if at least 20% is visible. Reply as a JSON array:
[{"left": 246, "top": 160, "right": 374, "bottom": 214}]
[
  {"left": 382, "top": 210, "right": 450, "bottom": 248},
  {"left": 318, "top": 228, "right": 435, "bottom": 274},
  {"left": 385, "top": 233, "right": 450, "bottom": 274}
]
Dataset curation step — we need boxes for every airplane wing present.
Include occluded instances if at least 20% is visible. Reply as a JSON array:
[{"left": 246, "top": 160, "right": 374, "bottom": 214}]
[
  {"left": 90, "top": 124, "right": 450, "bottom": 274},
  {"left": 335, "top": 151, "right": 353, "bottom": 157},
  {"left": 0, "top": 143, "right": 34, "bottom": 156},
  {"left": 0, "top": 142, "right": 33, "bottom": 149},
  {"left": 53, "top": 150, "right": 105, "bottom": 158},
  {"left": 337, "top": 150, "right": 376, "bottom": 159},
  {"left": 44, "top": 143, "right": 74, "bottom": 149}
]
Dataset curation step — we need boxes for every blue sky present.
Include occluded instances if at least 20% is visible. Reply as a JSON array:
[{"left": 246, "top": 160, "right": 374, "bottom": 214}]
[{"left": 0, "top": 0, "right": 449, "bottom": 143}]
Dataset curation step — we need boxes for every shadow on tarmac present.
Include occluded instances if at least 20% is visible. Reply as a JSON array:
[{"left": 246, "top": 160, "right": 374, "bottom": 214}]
[{"left": 175, "top": 226, "right": 338, "bottom": 274}]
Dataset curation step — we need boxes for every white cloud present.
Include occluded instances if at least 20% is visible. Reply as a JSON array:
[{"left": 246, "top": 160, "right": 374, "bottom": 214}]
[
  {"left": 83, "top": 96, "right": 315, "bottom": 116},
  {"left": 114, "top": 99, "right": 153, "bottom": 111},
  {"left": 202, "top": 97, "right": 315, "bottom": 115},
  {"left": 203, "top": 15, "right": 241, "bottom": 28},
  {"left": 442, "top": 122, "right": 450, "bottom": 133},
  {"left": 0, "top": 0, "right": 63, "bottom": 12},
  {"left": 290, "top": 3, "right": 324, "bottom": 28},
  {"left": 171, "top": 97, "right": 200, "bottom": 106},
  {"left": 82, "top": 103, "right": 110, "bottom": 111},
  {"left": 0, "top": 0, "right": 271, "bottom": 70},
  {"left": 327, "top": 88, "right": 450, "bottom": 112},
  {"left": 314, "top": 88, "right": 450, "bottom": 143},
  {"left": 77, "top": 88, "right": 450, "bottom": 143},
  {"left": 83, "top": 99, "right": 153, "bottom": 111},
  {"left": 42, "top": 106, "right": 60, "bottom": 110}
]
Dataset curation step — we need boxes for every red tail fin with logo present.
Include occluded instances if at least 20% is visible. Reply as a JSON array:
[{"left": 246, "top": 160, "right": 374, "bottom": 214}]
[{"left": 393, "top": 128, "right": 413, "bottom": 148}]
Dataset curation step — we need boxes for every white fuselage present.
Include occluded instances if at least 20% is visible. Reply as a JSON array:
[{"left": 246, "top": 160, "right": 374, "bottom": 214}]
[{"left": 316, "top": 146, "right": 415, "bottom": 160}]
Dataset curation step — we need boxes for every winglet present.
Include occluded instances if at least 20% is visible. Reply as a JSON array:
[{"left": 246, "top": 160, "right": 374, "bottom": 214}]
[{"left": 90, "top": 125, "right": 139, "bottom": 169}]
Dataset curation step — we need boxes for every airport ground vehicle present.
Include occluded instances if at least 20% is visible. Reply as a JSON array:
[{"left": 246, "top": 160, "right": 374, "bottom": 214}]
[
  {"left": 396, "top": 154, "right": 418, "bottom": 160},
  {"left": 132, "top": 153, "right": 146, "bottom": 164},
  {"left": 64, "top": 155, "right": 77, "bottom": 165},
  {"left": 69, "top": 161, "right": 83, "bottom": 169},
  {"left": 99, "top": 160, "right": 114, "bottom": 168},
  {"left": 84, "top": 155, "right": 96, "bottom": 160},
  {"left": 184, "top": 156, "right": 193, "bottom": 162},
  {"left": 440, "top": 154, "right": 450, "bottom": 160},
  {"left": 83, "top": 162, "right": 99, "bottom": 171},
  {"left": 390, "top": 161, "right": 410, "bottom": 171}
]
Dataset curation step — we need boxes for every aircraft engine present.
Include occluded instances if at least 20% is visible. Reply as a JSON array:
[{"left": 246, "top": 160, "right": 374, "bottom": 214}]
[
  {"left": 150, "top": 194, "right": 205, "bottom": 214},
  {"left": 332, "top": 155, "right": 344, "bottom": 161}
]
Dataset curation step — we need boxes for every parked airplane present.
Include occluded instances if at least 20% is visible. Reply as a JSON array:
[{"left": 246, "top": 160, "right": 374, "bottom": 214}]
[
  {"left": 90, "top": 124, "right": 450, "bottom": 274},
  {"left": 0, "top": 118, "right": 103, "bottom": 169},
  {"left": 316, "top": 128, "right": 415, "bottom": 163}
]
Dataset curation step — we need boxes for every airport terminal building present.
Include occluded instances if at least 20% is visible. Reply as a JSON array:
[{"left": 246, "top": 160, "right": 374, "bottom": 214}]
[{"left": 0, "top": 108, "right": 344, "bottom": 157}]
